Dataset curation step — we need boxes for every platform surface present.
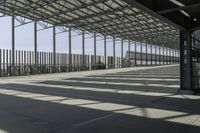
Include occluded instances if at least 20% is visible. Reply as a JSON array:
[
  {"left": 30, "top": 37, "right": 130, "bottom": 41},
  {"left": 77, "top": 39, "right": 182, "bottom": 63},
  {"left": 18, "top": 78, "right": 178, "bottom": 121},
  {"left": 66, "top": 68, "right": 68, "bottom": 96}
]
[{"left": 0, "top": 65, "right": 199, "bottom": 133}]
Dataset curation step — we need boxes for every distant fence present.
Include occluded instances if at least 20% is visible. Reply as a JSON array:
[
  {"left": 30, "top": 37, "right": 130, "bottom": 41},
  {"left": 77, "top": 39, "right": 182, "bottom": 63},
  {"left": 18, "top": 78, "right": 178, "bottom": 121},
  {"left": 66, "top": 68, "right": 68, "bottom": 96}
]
[
  {"left": 0, "top": 49, "right": 122, "bottom": 77},
  {"left": 0, "top": 49, "right": 179, "bottom": 77},
  {"left": 126, "top": 51, "right": 180, "bottom": 64}
]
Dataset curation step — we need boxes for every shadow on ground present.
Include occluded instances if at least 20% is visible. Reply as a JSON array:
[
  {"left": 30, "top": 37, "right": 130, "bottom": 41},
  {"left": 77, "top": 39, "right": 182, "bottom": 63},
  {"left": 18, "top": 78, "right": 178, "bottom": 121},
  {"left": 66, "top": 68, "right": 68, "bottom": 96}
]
[{"left": 0, "top": 65, "right": 199, "bottom": 133}]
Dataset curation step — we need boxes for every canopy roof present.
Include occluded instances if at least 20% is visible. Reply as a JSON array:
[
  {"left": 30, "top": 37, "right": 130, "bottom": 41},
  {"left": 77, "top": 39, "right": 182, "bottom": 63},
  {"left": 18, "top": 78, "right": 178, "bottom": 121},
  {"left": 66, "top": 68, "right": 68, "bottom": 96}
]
[
  {"left": 126, "top": 0, "right": 200, "bottom": 31},
  {"left": 0, "top": 0, "right": 180, "bottom": 48}
]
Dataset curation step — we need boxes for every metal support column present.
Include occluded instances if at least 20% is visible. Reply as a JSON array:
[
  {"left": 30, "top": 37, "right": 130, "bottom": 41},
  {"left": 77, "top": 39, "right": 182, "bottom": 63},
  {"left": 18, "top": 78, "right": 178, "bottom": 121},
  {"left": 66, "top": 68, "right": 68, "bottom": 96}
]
[
  {"left": 159, "top": 46, "right": 161, "bottom": 65},
  {"left": 121, "top": 40, "right": 124, "bottom": 67},
  {"left": 180, "top": 30, "right": 192, "bottom": 91},
  {"left": 167, "top": 48, "right": 169, "bottom": 64},
  {"left": 53, "top": 26, "right": 56, "bottom": 73},
  {"left": 94, "top": 33, "right": 96, "bottom": 69},
  {"left": 34, "top": 21, "right": 38, "bottom": 74},
  {"left": 150, "top": 44, "right": 152, "bottom": 66},
  {"left": 170, "top": 48, "right": 172, "bottom": 64},
  {"left": 169, "top": 48, "right": 170, "bottom": 64},
  {"left": 113, "top": 37, "right": 116, "bottom": 68},
  {"left": 177, "top": 50, "right": 178, "bottom": 64},
  {"left": 11, "top": 17, "right": 15, "bottom": 76},
  {"left": 155, "top": 45, "right": 157, "bottom": 65},
  {"left": 166, "top": 48, "right": 169, "bottom": 65},
  {"left": 69, "top": 28, "right": 72, "bottom": 71},
  {"left": 140, "top": 43, "right": 142, "bottom": 65},
  {"left": 175, "top": 49, "right": 177, "bottom": 64},
  {"left": 146, "top": 43, "right": 148, "bottom": 66},
  {"left": 82, "top": 30, "right": 85, "bottom": 70},
  {"left": 104, "top": 36, "right": 107, "bottom": 68},
  {"left": 174, "top": 49, "right": 176, "bottom": 64},
  {"left": 172, "top": 49, "right": 174, "bottom": 64},
  {"left": 164, "top": 48, "right": 166, "bottom": 65},
  {"left": 135, "top": 42, "right": 137, "bottom": 66},
  {"left": 163, "top": 47, "right": 165, "bottom": 64},
  {"left": 165, "top": 47, "right": 167, "bottom": 64},
  {"left": 173, "top": 49, "right": 176, "bottom": 64},
  {"left": 128, "top": 40, "right": 130, "bottom": 67},
  {"left": 169, "top": 48, "right": 171, "bottom": 64}
]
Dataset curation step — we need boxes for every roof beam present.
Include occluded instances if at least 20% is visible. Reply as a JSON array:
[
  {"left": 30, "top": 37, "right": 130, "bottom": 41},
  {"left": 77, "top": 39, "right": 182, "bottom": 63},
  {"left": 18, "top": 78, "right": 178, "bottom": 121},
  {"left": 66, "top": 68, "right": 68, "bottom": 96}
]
[
  {"left": 158, "top": 2, "right": 200, "bottom": 14},
  {"left": 122, "top": 0, "right": 185, "bottom": 30}
]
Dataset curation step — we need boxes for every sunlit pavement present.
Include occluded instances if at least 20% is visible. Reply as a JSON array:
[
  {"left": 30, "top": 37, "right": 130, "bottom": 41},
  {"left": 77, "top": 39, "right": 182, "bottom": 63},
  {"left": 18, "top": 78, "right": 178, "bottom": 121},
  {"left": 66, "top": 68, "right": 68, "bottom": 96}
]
[{"left": 0, "top": 65, "right": 199, "bottom": 133}]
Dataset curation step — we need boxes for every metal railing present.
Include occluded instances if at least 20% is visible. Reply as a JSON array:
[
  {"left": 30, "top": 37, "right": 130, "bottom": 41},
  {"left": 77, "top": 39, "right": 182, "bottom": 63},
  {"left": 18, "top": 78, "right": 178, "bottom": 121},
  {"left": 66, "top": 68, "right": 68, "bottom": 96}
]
[{"left": 0, "top": 49, "right": 179, "bottom": 77}]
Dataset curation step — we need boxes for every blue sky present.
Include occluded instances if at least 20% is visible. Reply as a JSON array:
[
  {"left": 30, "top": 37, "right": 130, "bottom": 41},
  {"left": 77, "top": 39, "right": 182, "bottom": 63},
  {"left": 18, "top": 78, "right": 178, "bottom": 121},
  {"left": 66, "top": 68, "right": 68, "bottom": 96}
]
[{"left": 0, "top": 15, "right": 175, "bottom": 57}]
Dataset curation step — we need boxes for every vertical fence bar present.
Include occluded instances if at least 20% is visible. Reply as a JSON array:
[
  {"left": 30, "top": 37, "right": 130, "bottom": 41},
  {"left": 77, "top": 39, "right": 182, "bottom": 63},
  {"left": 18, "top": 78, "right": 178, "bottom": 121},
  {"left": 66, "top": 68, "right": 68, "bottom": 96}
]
[
  {"left": 30, "top": 51, "right": 32, "bottom": 74},
  {"left": 28, "top": 51, "right": 30, "bottom": 75},
  {"left": 15, "top": 50, "right": 17, "bottom": 75},
  {"left": 18, "top": 50, "right": 21, "bottom": 75},
  {"left": 39, "top": 51, "right": 41, "bottom": 73},
  {"left": 48, "top": 52, "right": 51, "bottom": 73},
  {"left": 25, "top": 51, "right": 27, "bottom": 74},
  {"left": 3, "top": 50, "right": 5, "bottom": 76},
  {"left": 22, "top": 51, "right": 24, "bottom": 75},
  {"left": 9, "top": 50, "right": 11, "bottom": 76},
  {"left": 6, "top": 50, "right": 8, "bottom": 76}
]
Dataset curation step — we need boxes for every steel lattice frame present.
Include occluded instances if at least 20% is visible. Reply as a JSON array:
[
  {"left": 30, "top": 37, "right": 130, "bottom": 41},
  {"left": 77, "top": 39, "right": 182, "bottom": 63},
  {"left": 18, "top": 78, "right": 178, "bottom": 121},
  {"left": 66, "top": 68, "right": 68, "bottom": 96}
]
[{"left": 0, "top": 0, "right": 179, "bottom": 48}]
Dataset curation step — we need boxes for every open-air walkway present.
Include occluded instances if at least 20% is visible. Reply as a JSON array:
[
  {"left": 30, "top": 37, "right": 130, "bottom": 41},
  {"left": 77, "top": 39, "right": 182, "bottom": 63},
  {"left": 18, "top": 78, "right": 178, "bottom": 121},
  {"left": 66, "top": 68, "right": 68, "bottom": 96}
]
[{"left": 0, "top": 65, "right": 199, "bottom": 133}]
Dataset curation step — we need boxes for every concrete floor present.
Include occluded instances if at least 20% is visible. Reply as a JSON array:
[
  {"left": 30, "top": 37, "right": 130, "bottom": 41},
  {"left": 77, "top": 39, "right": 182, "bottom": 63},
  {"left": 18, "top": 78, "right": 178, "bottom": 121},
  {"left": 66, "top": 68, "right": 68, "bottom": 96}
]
[{"left": 0, "top": 65, "right": 199, "bottom": 133}]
